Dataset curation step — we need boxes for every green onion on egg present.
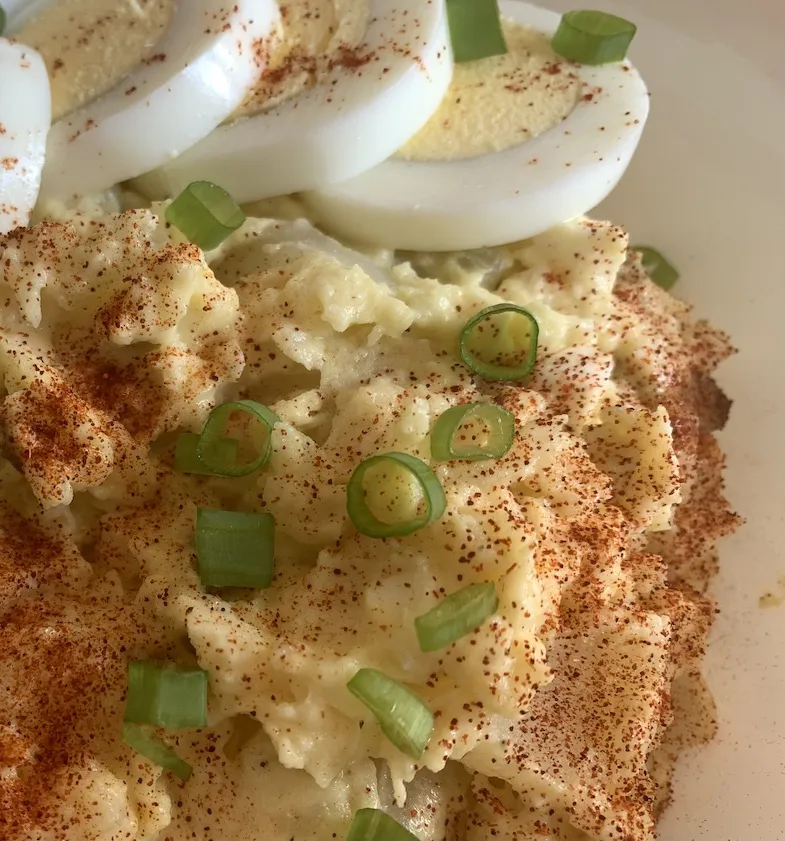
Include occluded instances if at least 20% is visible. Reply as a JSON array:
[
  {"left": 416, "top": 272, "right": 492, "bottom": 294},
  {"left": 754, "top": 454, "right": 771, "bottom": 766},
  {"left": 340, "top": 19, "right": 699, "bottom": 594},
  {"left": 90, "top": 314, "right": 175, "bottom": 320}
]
[
  {"left": 445, "top": 0, "right": 508, "bottom": 64},
  {"left": 551, "top": 10, "right": 637, "bottom": 65}
]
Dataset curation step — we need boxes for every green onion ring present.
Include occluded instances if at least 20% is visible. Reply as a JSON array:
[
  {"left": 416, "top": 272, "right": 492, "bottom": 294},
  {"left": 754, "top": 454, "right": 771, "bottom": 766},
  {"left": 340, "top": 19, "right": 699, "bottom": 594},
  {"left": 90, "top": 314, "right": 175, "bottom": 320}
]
[
  {"left": 445, "top": 0, "right": 507, "bottom": 64},
  {"left": 346, "top": 808, "right": 420, "bottom": 841},
  {"left": 195, "top": 400, "right": 279, "bottom": 477},
  {"left": 347, "top": 668, "right": 434, "bottom": 759},
  {"left": 459, "top": 303, "right": 539, "bottom": 381},
  {"left": 415, "top": 582, "right": 499, "bottom": 652},
  {"left": 550, "top": 10, "right": 637, "bottom": 65},
  {"left": 430, "top": 402, "right": 515, "bottom": 462},
  {"left": 174, "top": 432, "right": 239, "bottom": 475},
  {"left": 122, "top": 723, "right": 193, "bottom": 782},
  {"left": 165, "top": 180, "right": 245, "bottom": 251},
  {"left": 195, "top": 508, "right": 275, "bottom": 589},
  {"left": 630, "top": 244, "right": 680, "bottom": 290},
  {"left": 124, "top": 660, "right": 208, "bottom": 729},
  {"left": 346, "top": 452, "right": 446, "bottom": 538}
]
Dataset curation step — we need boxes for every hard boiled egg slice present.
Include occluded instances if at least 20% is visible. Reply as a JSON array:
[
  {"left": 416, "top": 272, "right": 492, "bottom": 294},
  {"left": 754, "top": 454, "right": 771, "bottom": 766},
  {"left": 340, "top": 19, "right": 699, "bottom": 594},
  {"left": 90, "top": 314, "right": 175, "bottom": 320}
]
[
  {"left": 9, "top": 0, "right": 280, "bottom": 201},
  {"left": 0, "top": 39, "right": 51, "bottom": 233},
  {"left": 138, "top": 0, "right": 453, "bottom": 204},
  {"left": 304, "top": 0, "right": 649, "bottom": 251}
]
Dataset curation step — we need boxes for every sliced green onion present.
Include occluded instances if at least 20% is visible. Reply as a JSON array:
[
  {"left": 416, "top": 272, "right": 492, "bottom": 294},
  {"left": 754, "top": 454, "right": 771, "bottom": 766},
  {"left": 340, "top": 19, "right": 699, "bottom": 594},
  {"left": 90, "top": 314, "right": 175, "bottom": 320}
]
[
  {"left": 346, "top": 809, "right": 420, "bottom": 841},
  {"left": 415, "top": 582, "right": 498, "bottom": 652},
  {"left": 195, "top": 508, "right": 275, "bottom": 588},
  {"left": 195, "top": 400, "right": 279, "bottom": 477},
  {"left": 551, "top": 10, "right": 637, "bottom": 65},
  {"left": 0, "top": 6, "right": 6, "bottom": 36},
  {"left": 174, "top": 432, "right": 239, "bottom": 475},
  {"left": 346, "top": 452, "right": 446, "bottom": 538},
  {"left": 631, "top": 245, "right": 680, "bottom": 290},
  {"left": 347, "top": 668, "right": 434, "bottom": 759},
  {"left": 122, "top": 722, "right": 193, "bottom": 782},
  {"left": 431, "top": 403, "right": 515, "bottom": 462},
  {"left": 124, "top": 660, "right": 208, "bottom": 729},
  {"left": 459, "top": 303, "right": 539, "bottom": 381},
  {"left": 165, "top": 180, "right": 245, "bottom": 251},
  {"left": 445, "top": 0, "right": 507, "bottom": 64}
]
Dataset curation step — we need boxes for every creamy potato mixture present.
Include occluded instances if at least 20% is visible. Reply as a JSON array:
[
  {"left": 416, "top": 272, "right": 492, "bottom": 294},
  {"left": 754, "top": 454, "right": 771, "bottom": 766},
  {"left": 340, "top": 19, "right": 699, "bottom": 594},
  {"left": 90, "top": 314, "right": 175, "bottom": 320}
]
[{"left": 0, "top": 197, "right": 737, "bottom": 840}]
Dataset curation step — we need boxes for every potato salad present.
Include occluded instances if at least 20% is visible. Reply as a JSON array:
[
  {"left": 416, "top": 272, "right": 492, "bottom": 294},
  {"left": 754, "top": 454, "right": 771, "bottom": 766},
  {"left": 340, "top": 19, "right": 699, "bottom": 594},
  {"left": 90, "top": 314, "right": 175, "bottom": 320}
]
[
  {"left": 0, "top": 0, "right": 738, "bottom": 839},
  {"left": 0, "top": 199, "right": 737, "bottom": 840}
]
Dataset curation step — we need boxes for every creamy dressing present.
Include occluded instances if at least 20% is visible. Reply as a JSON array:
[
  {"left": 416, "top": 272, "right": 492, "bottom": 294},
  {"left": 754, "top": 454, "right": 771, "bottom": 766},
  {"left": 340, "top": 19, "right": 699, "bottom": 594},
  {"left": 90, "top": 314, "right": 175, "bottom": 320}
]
[
  {"left": 398, "top": 21, "right": 580, "bottom": 161},
  {"left": 16, "top": 0, "right": 175, "bottom": 121}
]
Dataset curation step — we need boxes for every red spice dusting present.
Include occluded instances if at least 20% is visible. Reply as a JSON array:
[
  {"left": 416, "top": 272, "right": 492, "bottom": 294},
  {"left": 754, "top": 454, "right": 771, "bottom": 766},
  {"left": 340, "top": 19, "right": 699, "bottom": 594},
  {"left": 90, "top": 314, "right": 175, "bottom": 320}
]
[
  {"left": 142, "top": 52, "right": 167, "bottom": 65},
  {"left": 328, "top": 44, "right": 376, "bottom": 72}
]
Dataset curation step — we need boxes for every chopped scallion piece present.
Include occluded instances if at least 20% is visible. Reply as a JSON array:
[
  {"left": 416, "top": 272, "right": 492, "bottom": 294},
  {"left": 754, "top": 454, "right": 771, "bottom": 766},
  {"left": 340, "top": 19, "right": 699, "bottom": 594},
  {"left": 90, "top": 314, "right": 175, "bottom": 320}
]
[
  {"left": 174, "top": 432, "right": 239, "bottom": 475},
  {"left": 415, "top": 582, "right": 498, "bottom": 652},
  {"left": 459, "top": 303, "right": 539, "bottom": 381},
  {"left": 195, "top": 400, "right": 279, "bottom": 477},
  {"left": 124, "top": 660, "right": 208, "bottom": 729},
  {"left": 347, "top": 668, "right": 434, "bottom": 759},
  {"left": 195, "top": 508, "right": 275, "bottom": 588},
  {"left": 122, "top": 722, "right": 193, "bottom": 782},
  {"left": 346, "top": 808, "right": 420, "bottom": 841},
  {"left": 346, "top": 452, "right": 446, "bottom": 538},
  {"left": 430, "top": 402, "right": 515, "bottom": 462},
  {"left": 0, "top": 6, "right": 6, "bottom": 36},
  {"left": 551, "top": 10, "right": 637, "bottom": 65},
  {"left": 630, "top": 245, "right": 680, "bottom": 290},
  {"left": 445, "top": 0, "right": 507, "bottom": 64},
  {"left": 165, "top": 180, "right": 245, "bottom": 251}
]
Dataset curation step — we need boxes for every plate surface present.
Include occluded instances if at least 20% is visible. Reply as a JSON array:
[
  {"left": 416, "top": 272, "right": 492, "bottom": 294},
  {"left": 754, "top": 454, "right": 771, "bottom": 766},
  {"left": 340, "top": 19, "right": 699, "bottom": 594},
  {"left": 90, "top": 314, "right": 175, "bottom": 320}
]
[{"left": 543, "top": 0, "right": 785, "bottom": 838}]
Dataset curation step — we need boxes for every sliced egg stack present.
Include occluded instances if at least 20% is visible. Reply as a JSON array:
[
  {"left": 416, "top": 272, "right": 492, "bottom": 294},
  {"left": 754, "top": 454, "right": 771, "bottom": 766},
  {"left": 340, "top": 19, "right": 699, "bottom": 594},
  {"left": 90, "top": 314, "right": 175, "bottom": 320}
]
[
  {"left": 140, "top": 0, "right": 454, "bottom": 203},
  {"left": 0, "top": 0, "right": 649, "bottom": 248}
]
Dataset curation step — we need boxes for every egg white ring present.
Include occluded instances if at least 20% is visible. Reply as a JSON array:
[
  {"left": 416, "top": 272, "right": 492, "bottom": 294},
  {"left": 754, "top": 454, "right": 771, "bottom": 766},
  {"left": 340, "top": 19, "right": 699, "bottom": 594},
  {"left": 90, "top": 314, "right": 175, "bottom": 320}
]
[
  {"left": 34, "top": 0, "right": 280, "bottom": 200},
  {"left": 139, "top": 0, "right": 453, "bottom": 203},
  {"left": 304, "top": 0, "right": 650, "bottom": 251},
  {"left": 0, "top": 39, "right": 51, "bottom": 233}
]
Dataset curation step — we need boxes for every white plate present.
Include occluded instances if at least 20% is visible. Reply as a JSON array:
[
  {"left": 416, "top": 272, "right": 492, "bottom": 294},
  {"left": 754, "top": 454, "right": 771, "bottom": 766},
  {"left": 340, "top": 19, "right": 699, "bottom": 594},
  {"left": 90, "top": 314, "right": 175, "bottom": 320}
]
[{"left": 544, "top": 0, "right": 785, "bottom": 838}]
